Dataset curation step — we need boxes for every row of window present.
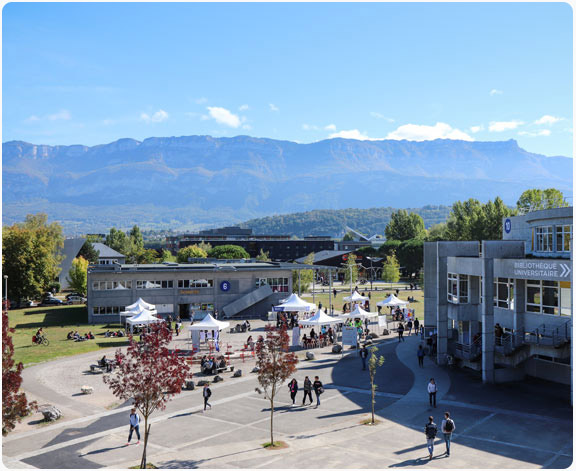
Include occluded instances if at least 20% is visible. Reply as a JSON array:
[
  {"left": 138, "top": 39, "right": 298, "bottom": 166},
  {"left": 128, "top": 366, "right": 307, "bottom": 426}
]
[
  {"left": 93, "top": 281, "right": 132, "bottom": 290},
  {"left": 93, "top": 306, "right": 125, "bottom": 315},
  {"left": 256, "top": 277, "right": 290, "bottom": 293},
  {"left": 533, "top": 225, "right": 572, "bottom": 253},
  {"left": 178, "top": 279, "right": 213, "bottom": 288},
  {"left": 92, "top": 279, "right": 214, "bottom": 290},
  {"left": 448, "top": 273, "right": 571, "bottom": 316}
]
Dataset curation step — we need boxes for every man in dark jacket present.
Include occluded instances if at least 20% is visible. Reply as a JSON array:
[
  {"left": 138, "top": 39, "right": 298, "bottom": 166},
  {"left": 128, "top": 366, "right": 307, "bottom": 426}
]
[
  {"left": 302, "top": 376, "right": 313, "bottom": 406},
  {"left": 424, "top": 415, "right": 438, "bottom": 460}
]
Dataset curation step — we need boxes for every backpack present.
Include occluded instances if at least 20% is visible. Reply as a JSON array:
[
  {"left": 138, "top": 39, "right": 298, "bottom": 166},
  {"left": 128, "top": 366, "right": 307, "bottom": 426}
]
[
  {"left": 425, "top": 423, "right": 437, "bottom": 439},
  {"left": 445, "top": 419, "right": 454, "bottom": 432}
]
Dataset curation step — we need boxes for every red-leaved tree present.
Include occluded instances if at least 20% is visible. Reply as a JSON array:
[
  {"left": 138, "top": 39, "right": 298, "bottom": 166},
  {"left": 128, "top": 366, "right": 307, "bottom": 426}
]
[
  {"left": 3, "top": 301, "right": 36, "bottom": 435},
  {"left": 103, "top": 323, "right": 190, "bottom": 468},
  {"left": 255, "top": 325, "right": 298, "bottom": 447}
]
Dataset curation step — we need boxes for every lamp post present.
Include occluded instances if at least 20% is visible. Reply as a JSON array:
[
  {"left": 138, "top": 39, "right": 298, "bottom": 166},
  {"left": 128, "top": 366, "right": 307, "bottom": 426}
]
[{"left": 3, "top": 275, "right": 7, "bottom": 302}]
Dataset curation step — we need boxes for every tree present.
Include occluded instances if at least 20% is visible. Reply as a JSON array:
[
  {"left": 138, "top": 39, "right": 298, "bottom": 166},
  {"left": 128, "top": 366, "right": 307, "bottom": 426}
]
[
  {"left": 255, "top": 325, "right": 298, "bottom": 447},
  {"left": 381, "top": 253, "right": 400, "bottom": 283},
  {"left": 427, "top": 223, "right": 448, "bottom": 241},
  {"left": 342, "top": 253, "right": 359, "bottom": 286},
  {"left": 127, "top": 225, "right": 145, "bottom": 263},
  {"left": 78, "top": 240, "right": 100, "bottom": 264},
  {"left": 2, "top": 213, "right": 64, "bottom": 302},
  {"left": 293, "top": 253, "right": 314, "bottom": 293},
  {"left": 367, "top": 346, "right": 385, "bottom": 425},
  {"left": 159, "top": 249, "right": 176, "bottom": 263},
  {"left": 3, "top": 303, "right": 36, "bottom": 435},
  {"left": 105, "top": 228, "right": 130, "bottom": 256},
  {"left": 446, "top": 197, "right": 514, "bottom": 241},
  {"left": 177, "top": 245, "right": 208, "bottom": 263},
  {"left": 397, "top": 239, "right": 424, "bottom": 276},
  {"left": 256, "top": 249, "right": 271, "bottom": 261},
  {"left": 207, "top": 244, "right": 250, "bottom": 259},
  {"left": 137, "top": 249, "right": 160, "bottom": 264},
  {"left": 66, "top": 257, "right": 89, "bottom": 296},
  {"left": 103, "top": 324, "right": 190, "bottom": 468},
  {"left": 517, "top": 188, "right": 569, "bottom": 213},
  {"left": 342, "top": 232, "right": 355, "bottom": 241},
  {"left": 384, "top": 210, "right": 426, "bottom": 241},
  {"left": 378, "top": 240, "right": 402, "bottom": 257},
  {"left": 196, "top": 241, "right": 213, "bottom": 253}
]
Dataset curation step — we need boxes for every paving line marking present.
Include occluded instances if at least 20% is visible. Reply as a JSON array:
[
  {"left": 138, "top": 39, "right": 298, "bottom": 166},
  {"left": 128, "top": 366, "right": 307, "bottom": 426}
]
[
  {"left": 456, "top": 412, "right": 497, "bottom": 435},
  {"left": 3, "top": 373, "right": 258, "bottom": 444},
  {"left": 540, "top": 441, "right": 573, "bottom": 468}
]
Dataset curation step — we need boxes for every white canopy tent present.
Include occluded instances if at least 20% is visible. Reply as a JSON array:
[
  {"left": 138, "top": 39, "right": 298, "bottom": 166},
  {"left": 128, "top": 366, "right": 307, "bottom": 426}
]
[
  {"left": 377, "top": 294, "right": 410, "bottom": 307},
  {"left": 125, "top": 298, "right": 156, "bottom": 312},
  {"left": 126, "top": 308, "right": 163, "bottom": 332},
  {"left": 343, "top": 291, "right": 368, "bottom": 303},
  {"left": 299, "top": 309, "right": 344, "bottom": 327},
  {"left": 274, "top": 293, "right": 317, "bottom": 312},
  {"left": 188, "top": 313, "right": 230, "bottom": 332},
  {"left": 339, "top": 304, "right": 378, "bottom": 320}
]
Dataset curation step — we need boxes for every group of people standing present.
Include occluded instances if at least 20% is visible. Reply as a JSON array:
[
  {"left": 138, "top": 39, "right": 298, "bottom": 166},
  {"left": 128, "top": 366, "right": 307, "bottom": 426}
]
[{"left": 287, "top": 376, "right": 324, "bottom": 407}]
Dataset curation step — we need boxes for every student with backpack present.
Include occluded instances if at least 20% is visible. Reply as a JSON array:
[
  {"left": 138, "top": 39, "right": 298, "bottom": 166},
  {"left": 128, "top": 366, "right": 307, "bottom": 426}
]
[
  {"left": 203, "top": 383, "right": 212, "bottom": 411},
  {"left": 441, "top": 411, "right": 456, "bottom": 456},
  {"left": 424, "top": 415, "right": 438, "bottom": 460},
  {"left": 126, "top": 408, "right": 140, "bottom": 446}
]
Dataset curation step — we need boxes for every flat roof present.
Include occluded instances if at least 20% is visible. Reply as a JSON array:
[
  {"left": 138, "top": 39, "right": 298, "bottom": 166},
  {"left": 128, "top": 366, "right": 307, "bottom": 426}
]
[{"left": 88, "top": 261, "right": 334, "bottom": 273}]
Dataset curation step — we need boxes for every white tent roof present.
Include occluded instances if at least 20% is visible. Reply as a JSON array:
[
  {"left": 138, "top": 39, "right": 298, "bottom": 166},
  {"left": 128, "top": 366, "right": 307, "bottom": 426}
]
[
  {"left": 120, "top": 304, "right": 157, "bottom": 317},
  {"left": 125, "top": 298, "right": 156, "bottom": 311},
  {"left": 339, "top": 304, "right": 378, "bottom": 319},
  {"left": 377, "top": 294, "right": 410, "bottom": 307},
  {"left": 126, "top": 309, "right": 163, "bottom": 326},
  {"left": 188, "top": 313, "right": 230, "bottom": 331},
  {"left": 275, "top": 293, "right": 316, "bottom": 312},
  {"left": 299, "top": 309, "right": 344, "bottom": 326},
  {"left": 343, "top": 291, "right": 369, "bottom": 302}
]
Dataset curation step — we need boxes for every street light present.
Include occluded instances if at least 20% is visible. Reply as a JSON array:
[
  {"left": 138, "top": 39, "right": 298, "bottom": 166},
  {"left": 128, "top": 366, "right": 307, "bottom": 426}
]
[{"left": 3, "top": 275, "right": 8, "bottom": 302}]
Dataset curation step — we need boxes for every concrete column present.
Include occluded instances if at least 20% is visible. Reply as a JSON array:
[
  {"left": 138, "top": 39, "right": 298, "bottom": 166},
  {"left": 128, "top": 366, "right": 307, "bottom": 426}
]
[
  {"left": 436, "top": 256, "right": 449, "bottom": 364},
  {"left": 513, "top": 279, "right": 525, "bottom": 333},
  {"left": 481, "top": 248, "right": 495, "bottom": 384}
]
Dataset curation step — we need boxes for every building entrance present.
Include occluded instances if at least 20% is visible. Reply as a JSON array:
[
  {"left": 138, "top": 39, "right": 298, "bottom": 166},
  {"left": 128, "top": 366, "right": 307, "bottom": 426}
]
[{"left": 179, "top": 303, "right": 190, "bottom": 319}]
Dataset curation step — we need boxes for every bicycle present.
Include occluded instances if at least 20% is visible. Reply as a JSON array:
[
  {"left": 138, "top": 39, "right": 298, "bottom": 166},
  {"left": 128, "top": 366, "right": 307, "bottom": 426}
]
[{"left": 33, "top": 335, "right": 50, "bottom": 346}]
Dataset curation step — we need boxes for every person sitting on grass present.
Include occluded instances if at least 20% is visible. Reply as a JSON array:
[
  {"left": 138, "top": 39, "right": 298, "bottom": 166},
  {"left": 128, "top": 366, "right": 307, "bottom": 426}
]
[
  {"left": 104, "top": 330, "right": 111, "bottom": 338},
  {"left": 87, "top": 331, "right": 95, "bottom": 340},
  {"left": 116, "top": 330, "right": 125, "bottom": 337},
  {"left": 67, "top": 331, "right": 74, "bottom": 340}
]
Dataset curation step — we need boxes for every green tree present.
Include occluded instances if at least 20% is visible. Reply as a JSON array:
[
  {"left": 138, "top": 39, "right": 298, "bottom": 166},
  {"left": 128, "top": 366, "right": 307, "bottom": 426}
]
[
  {"left": 367, "top": 346, "right": 385, "bottom": 425},
  {"left": 66, "top": 256, "right": 89, "bottom": 295},
  {"left": 177, "top": 245, "right": 208, "bottom": 263},
  {"left": 293, "top": 253, "right": 314, "bottom": 293},
  {"left": 207, "top": 245, "right": 250, "bottom": 259},
  {"left": 427, "top": 223, "right": 449, "bottom": 241},
  {"left": 160, "top": 249, "right": 176, "bottom": 262},
  {"left": 2, "top": 214, "right": 64, "bottom": 302},
  {"left": 397, "top": 239, "right": 424, "bottom": 276},
  {"left": 381, "top": 253, "right": 400, "bottom": 283},
  {"left": 196, "top": 241, "right": 213, "bottom": 253},
  {"left": 105, "top": 228, "right": 130, "bottom": 256},
  {"left": 342, "top": 232, "right": 355, "bottom": 241},
  {"left": 384, "top": 210, "right": 426, "bottom": 241},
  {"left": 138, "top": 249, "right": 160, "bottom": 264},
  {"left": 516, "top": 188, "right": 569, "bottom": 213},
  {"left": 78, "top": 240, "right": 100, "bottom": 264},
  {"left": 256, "top": 249, "right": 271, "bottom": 261},
  {"left": 342, "top": 253, "right": 359, "bottom": 286},
  {"left": 378, "top": 240, "right": 402, "bottom": 257},
  {"left": 446, "top": 197, "right": 513, "bottom": 241}
]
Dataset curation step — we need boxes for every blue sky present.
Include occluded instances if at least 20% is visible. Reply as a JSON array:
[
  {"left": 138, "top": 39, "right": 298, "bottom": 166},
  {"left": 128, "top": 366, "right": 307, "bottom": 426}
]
[{"left": 2, "top": 2, "right": 573, "bottom": 156}]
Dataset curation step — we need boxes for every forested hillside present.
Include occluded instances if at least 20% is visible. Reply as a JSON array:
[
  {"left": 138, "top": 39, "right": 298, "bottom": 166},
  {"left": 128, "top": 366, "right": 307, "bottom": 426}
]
[{"left": 241, "top": 205, "right": 451, "bottom": 238}]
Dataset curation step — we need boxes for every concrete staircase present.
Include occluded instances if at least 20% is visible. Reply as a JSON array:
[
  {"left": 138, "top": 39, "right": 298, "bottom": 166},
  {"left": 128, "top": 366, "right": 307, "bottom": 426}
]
[{"left": 221, "top": 284, "right": 273, "bottom": 318}]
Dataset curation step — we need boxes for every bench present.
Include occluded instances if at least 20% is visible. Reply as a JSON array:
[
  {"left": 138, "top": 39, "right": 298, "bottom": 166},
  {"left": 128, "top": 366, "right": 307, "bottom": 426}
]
[{"left": 90, "top": 364, "right": 105, "bottom": 374}]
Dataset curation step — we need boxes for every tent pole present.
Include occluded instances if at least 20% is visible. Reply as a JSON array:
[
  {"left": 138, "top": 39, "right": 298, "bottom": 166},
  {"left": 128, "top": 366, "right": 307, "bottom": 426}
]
[{"left": 328, "top": 269, "right": 333, "bottom": 315}]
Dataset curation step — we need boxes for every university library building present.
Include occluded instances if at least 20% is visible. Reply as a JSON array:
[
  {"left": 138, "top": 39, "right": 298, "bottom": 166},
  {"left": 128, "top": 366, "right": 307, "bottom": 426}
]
[{"left": 424, "top": 207, "right": 572, "bottom": 385}]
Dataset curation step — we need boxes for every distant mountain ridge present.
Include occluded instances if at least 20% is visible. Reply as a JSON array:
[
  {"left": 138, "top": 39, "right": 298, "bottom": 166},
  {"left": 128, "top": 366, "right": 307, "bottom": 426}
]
[{"left": 2, "top": 135, "right": 572, "bottom": 234}]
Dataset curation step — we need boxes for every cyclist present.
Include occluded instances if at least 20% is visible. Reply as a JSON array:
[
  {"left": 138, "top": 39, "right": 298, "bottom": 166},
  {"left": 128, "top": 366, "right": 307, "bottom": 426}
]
[{"left": 34, "top": 328, "right": 46, "bottom": 344}]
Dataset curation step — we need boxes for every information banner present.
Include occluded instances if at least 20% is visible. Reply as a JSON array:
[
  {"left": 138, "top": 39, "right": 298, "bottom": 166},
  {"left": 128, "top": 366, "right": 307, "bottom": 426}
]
[
  {"left": 342, "top": 326, "right": 358, "bottom": 347},
  {"left": 378, "top": 316, "right": 388, "bottom": 328}
]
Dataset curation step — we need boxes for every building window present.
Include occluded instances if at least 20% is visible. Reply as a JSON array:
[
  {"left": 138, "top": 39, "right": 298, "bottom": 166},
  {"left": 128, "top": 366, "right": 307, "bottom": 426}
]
[
  {"left": 556, "top": 225, "right": 572, "bottom": 252},
  {"left": 533, "top": 226, "right": 553, "bottom": 252},
  {"left": 177, "top": 279, "right": 213, "bottom": 288},
  {"left": 448, "top": 273, "right": 468, "bottom": 304},
  {"left": 93, "top": 306, "right": 125, "bottom": 315},
  {"left": 256, "top": 277, "right": 289, "bottom": 293},
  {"left": 495, "top": 278, "right": 515, "bottom": 310},
  {"left": 92, "top": 280, "right": 132, "bottom": 290},
  {"left": 526, "top": 279, "right": 571, "bottom": 316},
  {"left": 136, "top": 280, "right": 173, "bottom": 289}
]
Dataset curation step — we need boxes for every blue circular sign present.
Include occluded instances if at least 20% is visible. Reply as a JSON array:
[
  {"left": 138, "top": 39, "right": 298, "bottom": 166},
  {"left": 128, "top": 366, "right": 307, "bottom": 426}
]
[
  {"left": 504, "top": 218, "right": 512, "bottom": 234},
  {"left": 220, "top": 281, "right": 231, "bottom": 292}
]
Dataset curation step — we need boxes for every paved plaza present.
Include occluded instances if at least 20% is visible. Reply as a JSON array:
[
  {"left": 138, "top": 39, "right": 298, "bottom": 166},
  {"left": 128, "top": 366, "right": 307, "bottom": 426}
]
[{"left": 2, "top": 321, "right": 573, "bottom": 469}]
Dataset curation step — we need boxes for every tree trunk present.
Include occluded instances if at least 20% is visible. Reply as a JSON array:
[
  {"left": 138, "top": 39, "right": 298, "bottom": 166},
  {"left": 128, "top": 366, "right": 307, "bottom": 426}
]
[
  {"left": 140, "top": 421, "right": 151, "bottom": 469},
  {"left": 270, "top": 398, "right": 274, "bottom": 446},
  {"left": 371, "top": 380, "right": 375, "bottom": 424}
]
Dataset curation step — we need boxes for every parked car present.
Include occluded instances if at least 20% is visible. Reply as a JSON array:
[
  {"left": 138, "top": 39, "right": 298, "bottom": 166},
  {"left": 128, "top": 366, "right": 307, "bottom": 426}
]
[
  {"left": 66, "top": 296, "right": 87, "bottom": 305},
  {"left": 41, "top": 297, "right": 64, "bottom": 306},
  {"left": 65, "top": 292, "right": 83, "bottom": 300}
]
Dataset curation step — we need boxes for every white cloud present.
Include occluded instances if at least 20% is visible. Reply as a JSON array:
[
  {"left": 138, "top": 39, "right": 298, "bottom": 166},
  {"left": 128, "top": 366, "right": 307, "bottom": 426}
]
[
  {"left": 206, "top": 106, "right": 241, "bottom": 128},
  {"left": 386, "top": 122, "right": 473, "bottom": 141},
  {"left": 238, "top": 104, "right": 250, "bottom": 111},
  {"left": 370, "top": 112, "right": 395, "bottom": 122},
  {"left": 140, "top": 109, "right": 169, "bottom": 123},
  {"left": 534, "top": 115, "right": 563, "bottom": 125},
  {"left": 489, "top": 89, "right": 503, "bottom": 96},
  {"left": 25, "top": 115, "right": 40, "bottom": 123},
  {"left": 48, "top": 109, "right": 71, "bottom": 121},
  {"left": 324, "top": 124, "right": 337, "bottom": 131},
  {"left": 328, "top": 129, "right": 373, "bottom": 140},
  {"left": 469, "top": 125, "right": 484, "bottom": 133},
  {"left": 302, "top": 124, "right": 319, "bottom": 131},
  {"left": 195, "top": 97, "right": 208, "bottom": 104},
  {"left": 519, "top": 129, "right": 551, "bottom": 137},
  {"left": 488, "top": 120, "right": 524, "bottom": 132},
  {"left": 269, "top": 103, "right": 279, "bottom": 112}
]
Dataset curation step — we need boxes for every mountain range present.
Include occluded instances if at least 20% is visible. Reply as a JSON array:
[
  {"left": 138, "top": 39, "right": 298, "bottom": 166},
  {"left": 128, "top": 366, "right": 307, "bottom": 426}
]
[{"left": 2, "top": 135, "right": 572, "bottom": 234}]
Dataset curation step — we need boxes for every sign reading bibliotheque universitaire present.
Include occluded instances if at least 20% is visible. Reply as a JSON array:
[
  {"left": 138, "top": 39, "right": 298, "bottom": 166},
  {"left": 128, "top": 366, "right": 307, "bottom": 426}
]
[{"left": 494, "top": 259, "right": 572, "bottom": 281}]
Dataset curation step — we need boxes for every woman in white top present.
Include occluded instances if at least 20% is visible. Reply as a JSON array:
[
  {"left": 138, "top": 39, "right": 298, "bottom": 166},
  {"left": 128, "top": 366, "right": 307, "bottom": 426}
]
[{"left": 427, "top": 378, "right": 437, "bottom": 408}]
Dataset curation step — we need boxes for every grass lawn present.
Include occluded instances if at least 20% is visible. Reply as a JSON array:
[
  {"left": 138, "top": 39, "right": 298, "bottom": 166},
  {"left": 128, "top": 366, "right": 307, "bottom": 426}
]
[
  {"left": 7, "top": 305, "right": 129, "bottom": 367},
  {"left": 301, "top": 282, "right": 425, "bottom": 319}
]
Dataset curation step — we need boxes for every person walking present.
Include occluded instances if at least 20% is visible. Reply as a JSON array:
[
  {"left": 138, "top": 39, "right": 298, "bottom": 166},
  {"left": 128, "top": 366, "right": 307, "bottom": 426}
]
[
  {"left": 359, "top": 345, "right": 369, "bottom": 371},
  {"left": 397, "top": 322, "right": 405, "bottom": 342},
  {"left": 126, "top": 407, "right": 140, "bottom": 446},
  {"left": 417, "top": 345, "right": 425, "bottom": 367},
  {"left": 428, "top": 378, "right": 437, "bottom": 407},
  {"left": 406, "top": 319, "right": 413, "bottom": 336},
  {"left": 424, "top": 415, "right": 438, "bottom": 460},
  {"left": 302, "top": 376, "right": 313, "bottom": 406},
  {"left": 288, "top": 378, "right": 299, "bottom": 406},
  {"left": 203, "top": 383, "right": 212, "bottom": 411},
  {"left": 312, "top": 376, "right": 323, "bottom": 408},
  {"left": 414, "top": 317, "right": 420, "bottom": 336},
  {"left": 441, "top": 411, "right": 455, "bottom": 456}
]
